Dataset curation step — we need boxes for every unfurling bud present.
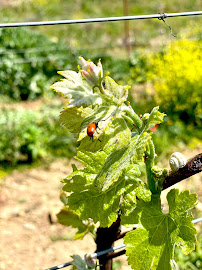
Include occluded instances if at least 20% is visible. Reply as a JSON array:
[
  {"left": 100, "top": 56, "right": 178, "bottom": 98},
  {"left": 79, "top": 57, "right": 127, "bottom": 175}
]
[
  {"left": 84, "top": 254, "right": 97, "bottom": 269},
  {"left": 79, "top": 56, "right": 103, "bottom": 86},
  {"left": 141, "top": 113, "right": 150, "bottom": 121}
]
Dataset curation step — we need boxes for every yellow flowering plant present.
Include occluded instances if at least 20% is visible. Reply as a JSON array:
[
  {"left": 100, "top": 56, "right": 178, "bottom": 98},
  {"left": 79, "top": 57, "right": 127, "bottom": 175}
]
[{"left": 148, "top": 40, "right": 202, "bottom": 124}]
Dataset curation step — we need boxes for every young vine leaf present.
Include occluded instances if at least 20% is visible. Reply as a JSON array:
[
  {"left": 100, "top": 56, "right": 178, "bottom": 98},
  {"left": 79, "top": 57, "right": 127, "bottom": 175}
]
[
  {"left": 62, "top": 149, "right": 151, "bottom": 228},
  {"left": 142, "top": 106, "right": 166, "bottom": 131},
  {"left": 71, "top": 254, "right": 97, "bottom": 270},
  {"left": 123, "top": 189, "right": 197, "bottom": 270},
  {"left": 57, "top": 206, "right": 96, "bottom": 240},
  {"left": 94, "top": 132, "right": 152, "bottom": 191},
  {"left": 59, "top": 106, "right": 93, "bottom": 138},
  {"left": 71, "top": 255, "right": 88, "bottom": 270},
  {"left": 51, "top": 70, "right": 102, "bottom": 107}
]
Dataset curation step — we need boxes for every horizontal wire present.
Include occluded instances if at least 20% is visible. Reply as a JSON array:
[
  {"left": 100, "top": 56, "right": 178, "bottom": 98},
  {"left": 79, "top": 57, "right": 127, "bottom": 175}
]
[
  {"left": 192, "top": 217, "right": 202, "bottom": 224},
  {"left": 0, "top": 11, "right": 202, "bottom": 28},
  {"left": 44, "top": 244, "right": 126, "bottom": 270},
  {"left": 91, "top": 244, "right": 126, "bottom": 259},
  {"left": 44, "top": 217, "right": 202, "bottom": 270},
  {"left": 45, "top": 262, "right": 71, "bottom": 270}
]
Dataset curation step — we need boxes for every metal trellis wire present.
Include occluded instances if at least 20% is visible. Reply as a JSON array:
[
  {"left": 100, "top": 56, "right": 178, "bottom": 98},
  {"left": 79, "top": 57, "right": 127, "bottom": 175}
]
[
  {"left": 0, "top": 11, "right": 202, "bottom": 28},
  {"left": 45, "top": 244, "right": 126, "bottom": 270},
  {"left": 45, "top": 217, "right": 202, "bottom": 270}
]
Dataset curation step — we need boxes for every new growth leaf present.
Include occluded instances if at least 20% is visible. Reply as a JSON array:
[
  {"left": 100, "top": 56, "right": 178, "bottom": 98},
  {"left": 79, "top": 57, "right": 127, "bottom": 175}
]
[{"left": 124, "top": 189, "right": 197, "bottom": 270}]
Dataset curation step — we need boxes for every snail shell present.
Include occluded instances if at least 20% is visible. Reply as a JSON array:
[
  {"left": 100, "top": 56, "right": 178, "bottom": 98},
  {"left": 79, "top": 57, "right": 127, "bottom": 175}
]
[{"left": 169, "top": 152, "right": 187, "bottom": 172}]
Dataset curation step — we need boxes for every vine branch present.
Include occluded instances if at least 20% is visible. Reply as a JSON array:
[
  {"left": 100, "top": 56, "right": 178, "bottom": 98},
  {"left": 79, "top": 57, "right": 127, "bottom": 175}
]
[{"left": 163, "top": 153, "right": 202, "bottom": 190}]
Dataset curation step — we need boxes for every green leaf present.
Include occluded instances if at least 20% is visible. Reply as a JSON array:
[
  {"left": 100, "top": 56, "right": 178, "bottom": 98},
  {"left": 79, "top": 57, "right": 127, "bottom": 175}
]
[
  {"left": 51, "top": 71, "right": 102, "bottom": 107},
  {"left": 120, "top": 166, "right": 151, "bottom": 215},
  {"left": 59, "top": 107, "right": 93, "bottom": 137},
  {"left": 148, "top": 106, "right": 166, "bottom": 125},
  {"left": 94, "top": 132, "right": 151, "bottom": 191},
  {"left": 56, "top": 77, "right": 132, "bottom": 148},
  {"left": 71, "top": 255, "right": 88, "bottom": 270},
  {"left": 77, "top": 105, "right": 118, "bottom": 142},
  {"left": 167, "top": 189, "right": 197, "bottom": 254},
  {"left": 62, "top": 150, "right": 149, "bottom": 227},
  {"left": 67, "top": 176, "right": 149, "bottom": 228},
  {"left": 79, "top": 116, "right": 131, "bottom": 152},
  {"left": 57, "top": 206, "right": 95, "bottom": 240},
  {"left": 124, "top": 189, "right": 197, "bottom": 270},
  {"left": 142, "top": 106, "right": 166, "bottom": 131},
  {"left": 104, "top": 76, "right": 129, "bottom": 101}
]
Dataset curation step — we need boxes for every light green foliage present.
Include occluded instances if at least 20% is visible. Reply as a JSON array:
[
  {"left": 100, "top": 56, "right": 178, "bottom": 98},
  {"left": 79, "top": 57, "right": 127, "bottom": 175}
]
[
  {"left": 53, "top": 58, "right": 197, "bottom": 270},
  {"left": 94, "top": 132, "right": 151, "bottom": 191},
  {"left": 52, "top": 71, "right": 103, "bottom": 107},
  {"left": 151, "top": 166, "right": 169, "bottom": 185},
  {"left": 104, "top": 76, "right": 129, "bottom": 102},
  {"left": 174, "top": 235, "right": 202, "bottom": 270},
  {"left": 124, "top": 189, "right": 197, "bottom": 270},
  {"left": 51, "top": 58, "right": 132, "bottom": 150},
  {"left": 63, "top": 149, "right": 151, "bottom": 227},
  {"left": 60, "top": 107, "right": 93, "bottom": 138},
  {"left": 57, "top": 206, "right": 96, "bottom": 240},
  {"left": 55, "top": 60, "right": 166, "bottom": 228},
  {"left": 78, "top": 116, "right": 131, "bottom": 152},
  {"left": 142, "top": 106, "right": 166, "bottom": 131},
  {"left": 71, "top": 255, "right": 88, "bottom": 270}
]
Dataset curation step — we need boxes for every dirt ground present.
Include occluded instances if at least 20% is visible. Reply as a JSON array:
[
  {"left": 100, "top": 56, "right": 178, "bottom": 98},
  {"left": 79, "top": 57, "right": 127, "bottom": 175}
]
[
  {"left": 0, "top": 160, "right": 96, "bottom": 270},
  {"left": 0, "top": 152, "right": 201, "bottom": 270}
]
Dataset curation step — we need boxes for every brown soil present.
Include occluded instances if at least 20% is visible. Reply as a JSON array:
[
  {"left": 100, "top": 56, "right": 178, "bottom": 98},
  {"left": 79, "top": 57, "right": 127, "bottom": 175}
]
[
  {"left": 0, "top": 152, "right": 201, "bottom": 270},
  {"left": 0, "top": 160, "right": 96, "bottom": 270}
]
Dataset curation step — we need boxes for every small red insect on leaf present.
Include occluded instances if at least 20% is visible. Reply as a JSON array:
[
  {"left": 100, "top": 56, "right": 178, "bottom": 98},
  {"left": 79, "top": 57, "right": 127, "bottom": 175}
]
[
  {"left": 87, "top": 122, "right": 97, "bottom": 137},
  {"left": 87, "top": 122, "right": 101, "bottom": 142}
]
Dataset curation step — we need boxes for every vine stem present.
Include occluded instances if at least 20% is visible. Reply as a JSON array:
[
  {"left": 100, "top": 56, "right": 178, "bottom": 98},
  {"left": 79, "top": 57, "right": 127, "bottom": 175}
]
[
  {"left": 121, "top": 105, "right": 142, "bottom": 129},
  {"left": 96, "top": 215, "right": 121, "bottom": 270},
  {"left": 145, "top": 139, "right": 156, "bottom": 194}
]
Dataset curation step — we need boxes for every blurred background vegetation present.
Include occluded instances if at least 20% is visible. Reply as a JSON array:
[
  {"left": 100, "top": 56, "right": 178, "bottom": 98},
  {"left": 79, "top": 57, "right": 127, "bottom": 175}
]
[
  {"left": 0, "top": 0, "right": 201, "bottom": 268},
  {"left": 0, "top": 0, "right": 201, "bottom": 167}
]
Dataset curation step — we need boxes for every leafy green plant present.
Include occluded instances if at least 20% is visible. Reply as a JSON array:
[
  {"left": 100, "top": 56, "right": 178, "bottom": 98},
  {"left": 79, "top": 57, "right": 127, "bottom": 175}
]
[
  {"left": 53, "top": 57, "right": 198, "bottom": 269},
  {"left": 0, "top": 27, "right": 77, "bottom": 101},
  {"left": 0, "top": 103, "right": 76, "bottom": 166}
]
